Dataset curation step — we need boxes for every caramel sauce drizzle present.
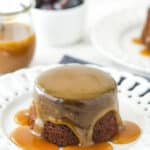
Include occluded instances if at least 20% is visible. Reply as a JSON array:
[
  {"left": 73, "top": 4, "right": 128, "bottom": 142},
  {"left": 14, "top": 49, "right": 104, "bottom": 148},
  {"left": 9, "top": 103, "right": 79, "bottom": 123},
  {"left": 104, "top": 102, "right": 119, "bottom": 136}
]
[
  {"left": 132, "top": 38, "right": 150, "bottom": 57},
  {"left": 10, "top": 109, "right": 141, "bottom": 150},
  {"left": 64, "top": 143, "right": 113, "bottom": 150},
  {"left": 10, "top": 126, "right": 58, "bottom": 150},
  {"left": 14, "top": 109, "right": 30, "bottom": 126},
  {"left": 111, "top": 121, "right": 141, "bottom": 144}
]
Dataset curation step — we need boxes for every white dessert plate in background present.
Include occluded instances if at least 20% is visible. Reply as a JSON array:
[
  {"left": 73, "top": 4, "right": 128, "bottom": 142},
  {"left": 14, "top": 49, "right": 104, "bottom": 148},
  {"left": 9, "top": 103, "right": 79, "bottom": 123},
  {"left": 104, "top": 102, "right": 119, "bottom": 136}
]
[
  {"left": 91, "top": 6, "right": 150, "bottom": 77},
  {"left": 0, "top": 65, "right": 149, "bottom": 150}
]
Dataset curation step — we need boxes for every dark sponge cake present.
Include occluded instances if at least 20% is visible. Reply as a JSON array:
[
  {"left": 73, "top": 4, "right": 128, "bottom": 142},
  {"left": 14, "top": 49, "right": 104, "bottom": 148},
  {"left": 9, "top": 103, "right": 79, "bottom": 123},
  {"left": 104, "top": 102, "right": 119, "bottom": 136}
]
[
  {"left": 92, "top": 111, "right": 118, "bottom": 143},
  {"left": 41, "top": 111, "right": 118, "bottom": 146},
  {"left": 30, "top": 65, "right": 122, "bottom": 146},
  {"left": 42, "top": 122, "right": 79, "bottom": 146},
  {"left": 30, "top": 107, "right": 118, "bottom": 146}
]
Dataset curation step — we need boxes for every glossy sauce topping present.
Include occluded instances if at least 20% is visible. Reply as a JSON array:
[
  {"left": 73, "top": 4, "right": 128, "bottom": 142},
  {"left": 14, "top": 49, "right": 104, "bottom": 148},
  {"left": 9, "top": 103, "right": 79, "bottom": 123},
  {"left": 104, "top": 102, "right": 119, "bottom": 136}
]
[
  {"left": 37, "top": 65, "right": 116, "bottom": 100},
  {"left": 15, "top": 109, "right": 30, "bottom": 126},
  {"left": 64, "top": 143, "right": 113, "bottom": 150},
  {"left": 10, "top": 126, "right": 58, "bottom": 150},
  {"left": 111, "top": 121, "right": 141, "bottom": 144}
]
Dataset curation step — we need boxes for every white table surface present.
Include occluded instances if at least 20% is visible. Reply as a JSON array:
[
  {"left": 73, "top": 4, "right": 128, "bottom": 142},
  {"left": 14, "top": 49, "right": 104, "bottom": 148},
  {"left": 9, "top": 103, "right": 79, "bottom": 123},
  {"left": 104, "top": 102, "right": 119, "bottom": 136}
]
[{"left": 30, "top": 0, "right": 150, "bottom": 74}]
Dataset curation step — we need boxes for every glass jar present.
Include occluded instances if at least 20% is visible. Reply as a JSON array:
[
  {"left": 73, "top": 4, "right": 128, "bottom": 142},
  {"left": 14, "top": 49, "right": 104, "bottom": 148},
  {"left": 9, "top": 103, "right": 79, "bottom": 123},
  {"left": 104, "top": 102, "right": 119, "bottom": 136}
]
[{"left": 0, "top": 0, "right": 36, "bottom": 73}]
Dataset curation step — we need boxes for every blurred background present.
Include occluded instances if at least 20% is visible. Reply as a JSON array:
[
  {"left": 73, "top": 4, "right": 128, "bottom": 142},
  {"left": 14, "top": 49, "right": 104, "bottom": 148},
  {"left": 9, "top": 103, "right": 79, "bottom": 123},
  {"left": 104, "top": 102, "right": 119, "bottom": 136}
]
[{"left": 0, "top": 0, "right": 150, "bottom": 77}]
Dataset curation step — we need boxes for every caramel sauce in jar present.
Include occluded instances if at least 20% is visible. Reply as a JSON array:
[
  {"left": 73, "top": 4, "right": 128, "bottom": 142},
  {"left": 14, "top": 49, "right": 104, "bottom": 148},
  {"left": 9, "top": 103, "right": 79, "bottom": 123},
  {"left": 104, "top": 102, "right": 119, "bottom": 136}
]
[
  {"left": 0, "top": 23, "right": 35, "bottom": 73},
  {"left": 111, "top": 121, "right": 141, "bottom": 144}
]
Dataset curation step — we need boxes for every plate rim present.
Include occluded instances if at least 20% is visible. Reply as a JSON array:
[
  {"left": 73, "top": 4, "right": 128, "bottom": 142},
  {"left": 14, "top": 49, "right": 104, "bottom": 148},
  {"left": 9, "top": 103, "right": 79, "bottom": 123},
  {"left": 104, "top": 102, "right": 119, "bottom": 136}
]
[
  {"left": 91, "top": 6, "right": 150, "bottom": 78},
  {"left": 0, "top": 65, "right": 149, "bottom": 150}
]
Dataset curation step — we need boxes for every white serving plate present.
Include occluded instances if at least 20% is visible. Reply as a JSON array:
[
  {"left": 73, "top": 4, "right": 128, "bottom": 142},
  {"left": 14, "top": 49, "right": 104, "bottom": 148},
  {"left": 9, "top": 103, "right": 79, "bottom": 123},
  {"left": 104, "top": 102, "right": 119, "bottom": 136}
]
[
  {"left": 0, "top": 65, "right": 149, "bottom": 150},
  {"left": 91, "top": 5, "right": 150, "bottom": 78}
]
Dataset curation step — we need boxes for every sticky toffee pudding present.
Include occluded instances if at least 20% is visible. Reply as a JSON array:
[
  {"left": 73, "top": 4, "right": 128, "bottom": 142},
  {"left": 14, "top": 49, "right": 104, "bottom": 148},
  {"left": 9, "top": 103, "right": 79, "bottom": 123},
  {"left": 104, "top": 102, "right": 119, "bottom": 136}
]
[{"left": 10, "top": 65, "right": 141, "bottom": 150}]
